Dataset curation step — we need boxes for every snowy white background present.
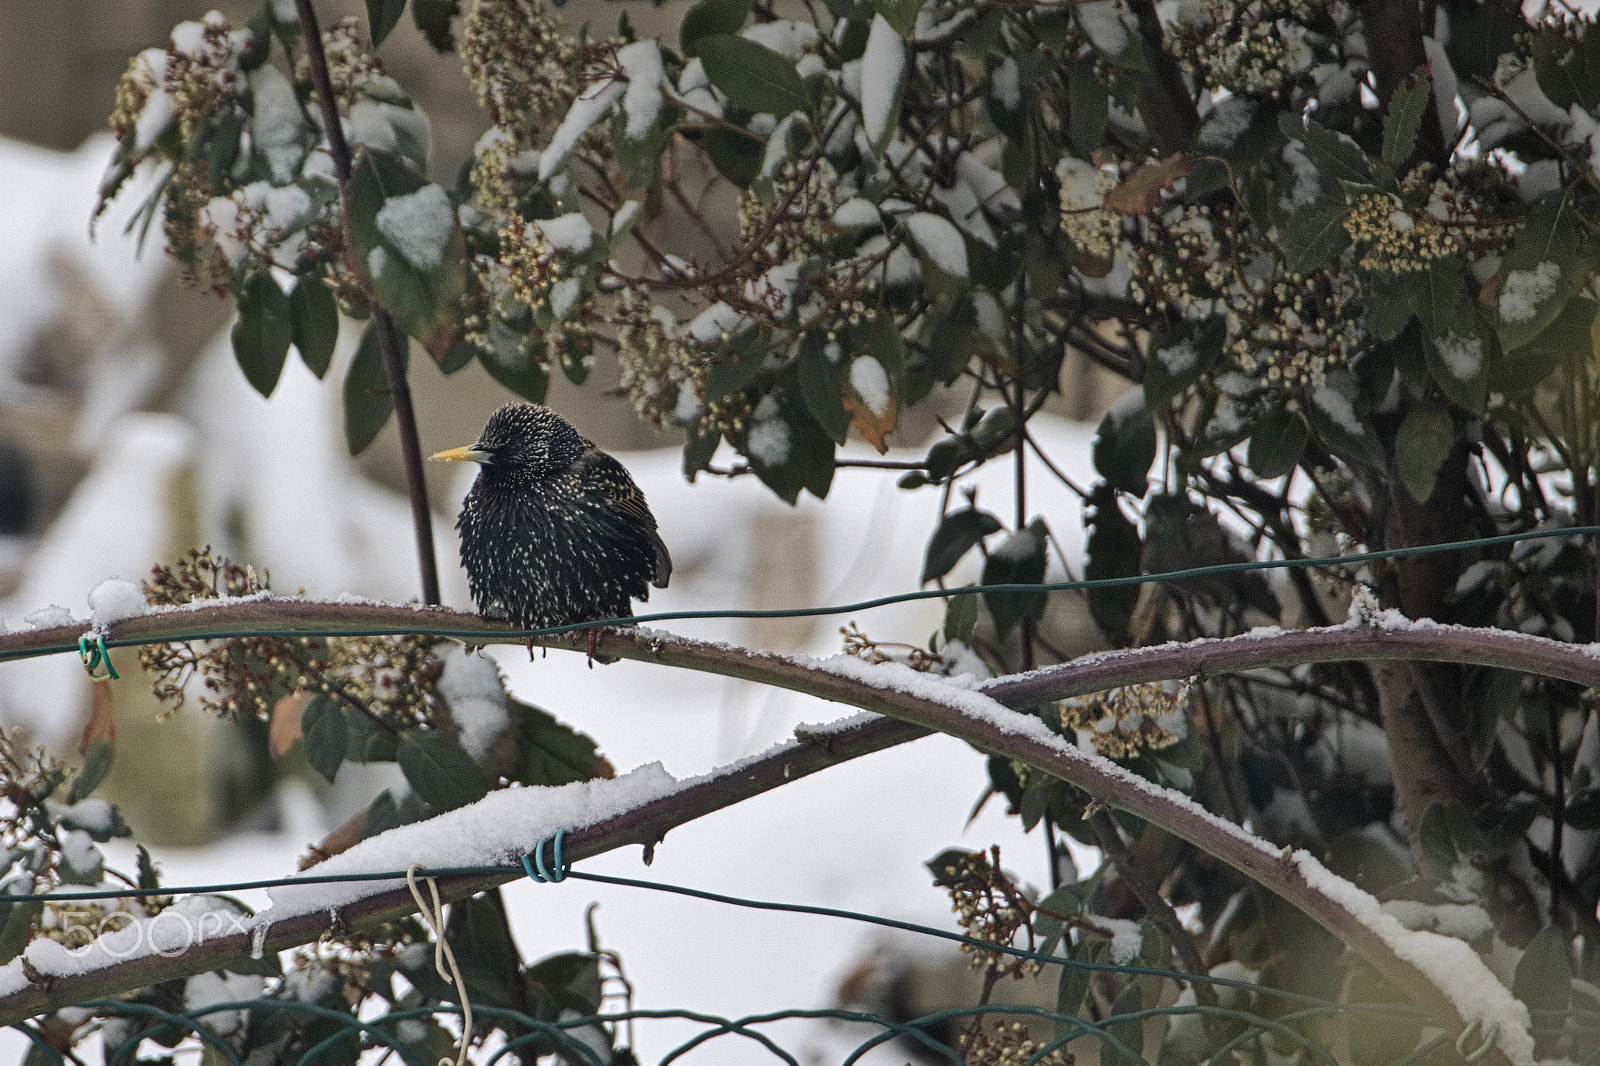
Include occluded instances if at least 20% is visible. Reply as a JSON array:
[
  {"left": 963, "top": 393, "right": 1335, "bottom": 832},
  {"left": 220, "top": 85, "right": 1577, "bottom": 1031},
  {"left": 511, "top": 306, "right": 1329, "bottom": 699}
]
[{"left": 0, "top": 133, "right": 1105, "bottom": 1064}]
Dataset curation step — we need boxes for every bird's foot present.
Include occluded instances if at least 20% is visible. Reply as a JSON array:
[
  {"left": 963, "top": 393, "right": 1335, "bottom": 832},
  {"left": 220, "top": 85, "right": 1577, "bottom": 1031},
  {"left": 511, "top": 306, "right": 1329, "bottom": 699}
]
[{"left": 585, "top": 627, "right": 620, "bottom": 666}]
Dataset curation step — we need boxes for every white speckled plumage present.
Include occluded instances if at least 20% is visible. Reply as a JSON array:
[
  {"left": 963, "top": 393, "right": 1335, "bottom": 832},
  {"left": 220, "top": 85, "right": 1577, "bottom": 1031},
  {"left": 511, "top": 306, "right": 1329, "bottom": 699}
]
[{"left": 449, "top": 404, "right": 671, "bottom": 629}]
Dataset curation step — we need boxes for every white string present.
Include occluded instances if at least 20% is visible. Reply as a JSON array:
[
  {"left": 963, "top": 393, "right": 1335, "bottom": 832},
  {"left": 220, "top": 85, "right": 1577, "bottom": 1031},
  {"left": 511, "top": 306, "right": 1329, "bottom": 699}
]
[{"left": 407, "top": 863, "right": 473, "bottom": 1066}]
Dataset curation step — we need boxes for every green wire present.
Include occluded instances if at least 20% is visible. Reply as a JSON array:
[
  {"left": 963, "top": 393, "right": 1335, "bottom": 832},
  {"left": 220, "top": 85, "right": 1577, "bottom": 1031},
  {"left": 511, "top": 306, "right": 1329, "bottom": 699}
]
[{"left": 3, "top": 523, "right": 1596, "bottom": 664}]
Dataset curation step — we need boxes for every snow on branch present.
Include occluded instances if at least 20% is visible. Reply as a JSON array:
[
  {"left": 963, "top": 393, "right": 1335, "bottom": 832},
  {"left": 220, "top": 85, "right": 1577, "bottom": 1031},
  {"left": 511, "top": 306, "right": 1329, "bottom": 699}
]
[{"left": 0, "top": 597, "right": 1592, "bottom": 1061}]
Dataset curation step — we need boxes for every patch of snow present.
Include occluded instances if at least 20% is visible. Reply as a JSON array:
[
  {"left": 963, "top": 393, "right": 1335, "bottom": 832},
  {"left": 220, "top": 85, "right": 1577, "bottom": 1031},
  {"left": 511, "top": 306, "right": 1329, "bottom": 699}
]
[
  {"left": 903, "top": 212, "right": 968, "bottom": 278},
  {"left": 860, "top": 16, "right": 906, "bottom": 148},
  {"left": 1077, "top": 0, "right": 1135, "bottom": 57},
  {"left": 742, "top": 20, "right": 820, "bottom": 61},
  {"left": 618, "top": 40, "right": 665, "bottom": 141},
  {"left": 375, "top": 184, "right": 454, "bottom": 272},
  {"left": 991, "top": 58, "right": 1020, "bottom": 111},
  {"left": 247, "top": 65, "right": 306, "bottom": 184},
  {"left": 1158, "top": 339, "right": 1198, "bottom": 376},
  {"left": 438, "top": 646, "right": 510, "bottom": 763},
  {"left": 534, "top": 213, "right": 595, "bottom": 255},
  {"left": 540, "top": 76, "right": 627, "bottom": 180},
  {"left": 1498, "top": 260, "right": 1560, "bottom": 323},
  {"left": 831, "top": 197, "right": 879, "bottom": 229},
  {"left": 1311, "top": 384, "right": 1362, "bottom": 434},
  {"left": 87, "top": 579, "right": 148, "bottom": 627},
  {"left": 849, "top": 357, "right": 892, "bottom": 416},
  {"left": 23, "top": 606, "right": 74, "bottom": 630},
  {"left": 1434, "top": 332, "right": 1482, "bottom": 381},
  {"left": 746, "top": 395, "right": 792, "bottom": 466}
]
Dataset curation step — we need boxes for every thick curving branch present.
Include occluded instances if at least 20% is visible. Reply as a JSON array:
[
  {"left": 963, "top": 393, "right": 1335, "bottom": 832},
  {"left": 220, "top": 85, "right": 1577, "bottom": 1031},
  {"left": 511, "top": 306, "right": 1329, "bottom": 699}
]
[{"left": 0, "top": 602, "right": 1586, "bottom": 1061}]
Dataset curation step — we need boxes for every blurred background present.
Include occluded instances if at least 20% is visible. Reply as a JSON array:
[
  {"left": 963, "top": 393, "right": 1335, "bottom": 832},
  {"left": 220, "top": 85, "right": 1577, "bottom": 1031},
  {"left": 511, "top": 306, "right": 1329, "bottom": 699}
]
[{"left": 0, "top": 4, "right": 1123, "bottom": 1061}]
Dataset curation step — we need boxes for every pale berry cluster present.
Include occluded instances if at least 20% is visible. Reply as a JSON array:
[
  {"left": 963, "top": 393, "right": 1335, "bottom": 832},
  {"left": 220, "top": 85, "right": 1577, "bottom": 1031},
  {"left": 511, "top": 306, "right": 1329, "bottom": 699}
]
[{"left": 1060, "top": 679, "right": 1190, "bottom": 760}]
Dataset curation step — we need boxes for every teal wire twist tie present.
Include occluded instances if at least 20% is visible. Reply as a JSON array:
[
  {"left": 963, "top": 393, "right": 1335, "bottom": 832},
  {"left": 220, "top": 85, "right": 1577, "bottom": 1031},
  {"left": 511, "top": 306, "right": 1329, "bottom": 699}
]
[
  {"left": 78, "top": 634, "right": 119, "bottom": 681},
  {"left": 522, "top": 830, "right": 568, "bottom": 883}
]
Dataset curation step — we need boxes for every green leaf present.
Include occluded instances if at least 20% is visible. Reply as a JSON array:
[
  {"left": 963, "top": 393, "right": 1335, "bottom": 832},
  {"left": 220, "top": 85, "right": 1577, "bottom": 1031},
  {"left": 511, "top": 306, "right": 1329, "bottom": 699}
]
[
  {"left": 514, "top": 699, "right": 610, "bottom": 787},
  {"left": 1418, "top": 800, "right": 1491, "bottom": 880},
  {"left": 289, "top": 277, "right": 339, "bottom": 378},
  {"left": 349, "top": 156, "right": 466, "bottom": 357},
  {"left": 1143, "top": 318, "right": 1222, "bottom": 407},
  {"left": 1382, "top": 75, "right": 1432, "bottom": 172},
  {"left": 1306, "top": 376, "right": 1387, "bottom": 468},
  {"left": 1068, "top": 53, "right": 1108, "bottom": 155},
  {"left": 1281, "top": 112, "right": 1376, "bottom": 187},
  {"left": 870, "top": 0, "right": 925, "bottom": 36},
  {"left": 477, "top": 319, "right": 550, "bottom": 403},
  {"left": 398, "top": 730, "right": 491, "bottom": 812},
  {"left": 0, "top": 901, "right": 40, "bottom": 966},
  {"left": 136, "top": 844, "right": 160, "bottom": 890},
  {"left": 1395, "top": 403, "right": 1454, "bottom": 502},
  {"left": 1515, "top": 925, "right": 1571, "bottom": 1059},
  {"left": 1084, "top": 483, "right": 1140, "bottom": 645},
  {"left": 412, "top": 0, "right": 459, "bottom": 51},
  {"left": 1398, "top": 258, "right": 1466, "bottom": 338},
  {"left": 1101, "top": 980, "right": 1144, "bottom": 1066},
  {"left": 798, "top": 334, "right": 851, "bottom": 444},
  {"left": 1566, "top": 787, "right": 1600, "bottom": 830},
  {"left": 344, "top": 321, "right": 398, "bottom": 455},
  {"left": 301, "top": 694, "right": 348, "bottom": 783},
  {"left": 982, "top": 518, "right": 1049, "bottom": 637},
  {"left": 1490, "top": 293, "right": 1593, "bottom": 396},
  {"left": 444, "top": 893, "right": 521, "bottom": 1003},
  {"left": 1092, "top": 393, "right": 1156, "bottom": 497},
  {"left": 681, "top": 0, "right": 752, "bottom": 57},
  {"left": 344, "top": 706, "right": 400, "bottom": 763},
  {"left": 1496, "top": 188, "right": 1585, "bottom": 352},
  {"left": 1054, "top": 939, "right": 1095, "bottom": 1041},
  {"left": 367, "top": 0, "right": 408, "bottom": 46},
  {"left": 746, "top": 390, "right": 836, "bottom": 503},
  {"left": 1362, "top": 274, "right": 1413, "bottom": 341},
  {"left": 1279, "top": 196, "right": 1352, "bottom": 276},
  {"left": 1423, "top": 319, "right": 1490, "bottom": 413},
  {"left": 922, "top": 507, "right": 1003, "bottom": 583},
  {"left": 69, "top": 740, "right": 114, "bottom": 804},
  {"left": 1246, "top": 407, "right": 1306, "bottom": 479},
  {"left": 703, "top": 126, "right": 763, "bottom": 186},
  {"left": 943, "top": 589, "right": 979, "bottom": 644},
  {"left": 232, "top": 271, "right": 293, "bottom": 397},
  {"left": 696, "top": 35, "right": 808, "bottom": 118}
]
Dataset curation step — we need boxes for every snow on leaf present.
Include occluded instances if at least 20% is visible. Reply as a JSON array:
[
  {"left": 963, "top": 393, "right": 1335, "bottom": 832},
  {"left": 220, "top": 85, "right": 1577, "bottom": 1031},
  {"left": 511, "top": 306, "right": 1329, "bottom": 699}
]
[
  {"left": 903, "top": 212, "right": 968, "bottom": 278},
  {"left": 539, "top": 77, "right": 627, "bottom": 181},
  {"left": 860, "top": 15, "right": 907, "bottom": 151},
  {"left": 375, "top": 184, "right": 455, "bottom": 272},
  {"left": 618, "top": 39, "right": 665, "bottom": 141}
]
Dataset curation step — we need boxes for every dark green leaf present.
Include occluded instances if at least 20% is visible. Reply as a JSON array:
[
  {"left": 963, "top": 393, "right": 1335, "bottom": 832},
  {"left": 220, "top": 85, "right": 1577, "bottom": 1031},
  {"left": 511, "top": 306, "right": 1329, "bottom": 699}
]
[
  {"left": 1422, "top": 316, "right": 1489, "bottom": 413},
  {"left": 1565, "top": 787, "right": 1600, "bottom": 830},
  {"left": 1362, "top": 275, "right": 1414, "bottom": 341},
  {"left": 136, "top": 845, "right": 160, "bottom": 891},
  {"left": 1418, "top": 800, "right": 1491, "bottom": 880},
  {"left": 1054, "top": 939, "right": 1095, "bottom": 1041},
  {"left": 1246, "top": 406, "right": 1306, "bottom": 479},
  {"left": 344, "top": 321, "right": 398, "bottom": 455},
  {"left": 444, "top": 893, "right": 519, "bottom": 1003},
  {"left": 1143, "top": 318, "right": 1223, "bottom": 407},
  {"left": 0, "top": 901, "right": 40, "bottom": 966},
  {"left": 1084, "top": 483, "right": 1140, "bottom": 645},
  {"left": 349, "top": 156, "right": 466, "bottom": 357},
  {"left": 1279, "top": 196, "right": 1353, "bottom": 275},
  {"left": 1496, "top": 189, "right": 1585, "bottom": 352},
  {"left": 478, "top": 319, "right": 550, "bottom": 402},
  {"left": 1382, "top": 75, "right": 1432, "bottom": 172},
  {"left": 1092, "top": 394, "right": 1156, "bottom": 497},
  {"left": 412, "top": 0, "right": 459, "bottom": 51},
  {"left": 514, "top": 699, "right": 610, "bottom": 787},
  {"left": 1515, "top": 924, "right": 1571, "bottom": 1058},
  {"left": 363, "top": 790, "right": 401, "bottom": 838},
  {"left": 367, "top": 0, "right": 408, "bottom": 46},
  {"left": 922, "top": 507, "right": 1003, "bottom": 583},
  {"left": 1101, "top": 981, "right": 1144, "bottom": 1066},
  {"left": 1306, "top": 377, "right": 1387, "bottom": 468},
  {"left": 398, "top": 730, "right": 491, "bottom": 812},
  {"left": 870, "top": 0, "right": 925, "bottom": 36},
  {"left": 1281, "top": 113, "right": 1376, "bottom": 187},
  {"left": 1395, "top": 402, "right": 1454, "bottom": 503},
  {"left": 696, "top": 35, "right": 808, "bottom": 118},
  {"left": 703, "top": 126, "right": 763, "bottom": 186},
  {"left": 232, "top": 271, "right": 293, "bottom": 397},
  {"left": 943, "top": 589, "right": 979, "bottom": 644},
  {"left": 1490, "top": 294, "right": 1593, "bottom": 396},
  {"left": 69, "top": 740, "right": 114, "bottom": 804},
  {"left": 1398, "top": 257, "right": 1466, "bottom": 338},
  {"left": 745, "top": 391, "right": 836, "bottom": 503},
  {"left": 982, "top": 518, "right": 1048, "bottom": 637},
  {"left": 438, "top": 339, "right": 476, "bottom": 375},
  {"left": 1068, "top": 53, "right": 1108, "bottom": 155},
  {"left": 344, "top": 706, "right": 400, "bottom": 763},
  {"left": 798, "top": 334, "right": 851, "bottom": 444},
  {"left": 301, "top": 694, "right": 348, "bottom": 783},
  {"left": 681, "top": 0, "right": 751, "bottom": 57},
  {"left": 289, "top": 278, "right": 338, "bottom": 378}
]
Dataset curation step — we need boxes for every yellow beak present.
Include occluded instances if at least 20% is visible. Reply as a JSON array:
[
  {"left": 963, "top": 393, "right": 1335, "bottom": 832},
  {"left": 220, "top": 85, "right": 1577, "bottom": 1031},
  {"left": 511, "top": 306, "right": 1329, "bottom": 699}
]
[{"left": 429, "top": 445, "right": 491, "bottom": 464}]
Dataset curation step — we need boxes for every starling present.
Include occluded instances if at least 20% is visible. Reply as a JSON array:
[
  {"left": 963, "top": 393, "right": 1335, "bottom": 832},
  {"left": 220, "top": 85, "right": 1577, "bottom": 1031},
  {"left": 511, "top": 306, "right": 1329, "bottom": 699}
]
[{"left": 430, "top": 403, "right": 671, "bottom": 632}]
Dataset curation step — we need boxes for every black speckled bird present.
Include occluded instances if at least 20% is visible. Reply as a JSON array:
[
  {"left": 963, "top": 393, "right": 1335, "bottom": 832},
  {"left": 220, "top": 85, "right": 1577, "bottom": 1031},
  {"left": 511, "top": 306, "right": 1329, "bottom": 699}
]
[{"left": 430, "top": 403, "right": 671, "bottom": 632}]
